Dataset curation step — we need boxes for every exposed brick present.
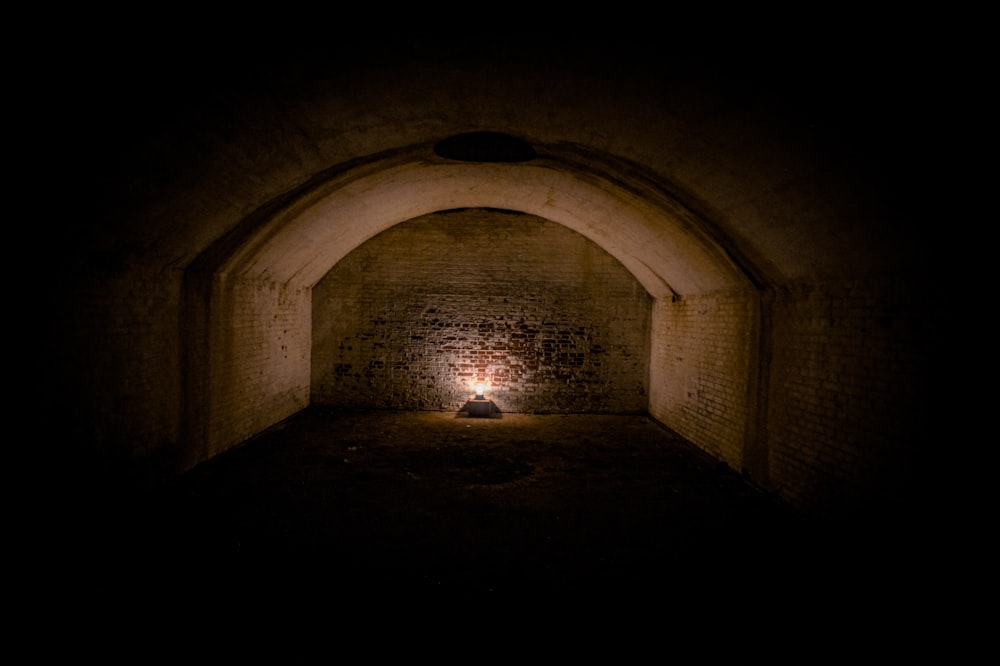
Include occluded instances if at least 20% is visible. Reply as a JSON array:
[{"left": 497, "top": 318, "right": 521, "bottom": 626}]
[
  {"left": 311, "top": 210, "right": 650, "bottom": 413},
  {"left": 649, "top": 290, "right": 754, "bottom": 469},
  {"left": 766, "top": 278, "right": 930, "bottom": 514}
]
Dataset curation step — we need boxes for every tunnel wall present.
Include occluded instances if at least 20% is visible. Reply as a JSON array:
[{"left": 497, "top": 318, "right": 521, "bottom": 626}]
[
  {"left": 648, "top": 290, "right": 756, "bottom": 470},
  {"left": 202, "top": 277, "right": 312, "bottom": 462},
  {"left": 765, "top": 277, "right": 930, "bottom": 515},
  {"left": 37, "top": 45, "right": 937, "bottom": 522},
  {"left": 52, "top": 266, "right": 185, "bottom": 481},
  {"left": 311, "top": 210, "right": 651, "bottom": 414}
]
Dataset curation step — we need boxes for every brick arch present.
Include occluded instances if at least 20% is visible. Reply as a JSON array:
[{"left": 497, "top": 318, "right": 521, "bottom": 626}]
[
  {"left": 216, "top": 153, "right": 753, "bottom": 299},
  {"left": 182, "top": 149, "right": 763, "bottom": 472}
]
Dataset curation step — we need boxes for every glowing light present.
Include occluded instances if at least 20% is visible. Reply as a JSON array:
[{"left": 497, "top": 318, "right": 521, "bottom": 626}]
[{"left": 475, "top": 383, "right": 486, "bottom": 398}]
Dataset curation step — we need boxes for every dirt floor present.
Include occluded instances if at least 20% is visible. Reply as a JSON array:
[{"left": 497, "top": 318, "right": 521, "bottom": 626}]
[{"left": 35, "top": 407, "right": 924, "bottom": 610}]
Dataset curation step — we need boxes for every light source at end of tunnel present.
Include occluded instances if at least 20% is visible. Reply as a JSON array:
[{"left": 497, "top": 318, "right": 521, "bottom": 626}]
[{"left": 467, "top": 381, "right": 493, "bottom": 417}]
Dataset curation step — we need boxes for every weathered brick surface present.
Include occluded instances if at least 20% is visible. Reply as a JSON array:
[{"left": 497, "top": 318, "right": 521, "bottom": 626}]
[
  {"left": 312, "top": 209, "right": 650, "bottom": 413},
  {"left": 209, "top": 277, "right": 311, "bottom": 457},
  {"left": 59, "top": 223, "right": 927, "bottom": 520},
  {"left": 55, "top": 266, "right": 184, "bottom": 474},
  {"left": 649, "top": 290, "right": 754, "bottom": 469},
  {"left": 766, "top": 278, "right": 930, "bottom": 515}
]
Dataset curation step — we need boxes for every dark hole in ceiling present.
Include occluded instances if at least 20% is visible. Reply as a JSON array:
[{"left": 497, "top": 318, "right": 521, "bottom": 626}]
[{"left": 434, "top": 132, "right": 537, "bottom": 163}]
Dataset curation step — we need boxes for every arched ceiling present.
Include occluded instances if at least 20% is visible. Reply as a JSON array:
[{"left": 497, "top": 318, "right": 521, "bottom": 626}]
[
  {"left": 64, "top": 37, "right": 925, "bottom": 292},
  {"left": 218, "top": 150, "right": 752, "bottom": 297}
]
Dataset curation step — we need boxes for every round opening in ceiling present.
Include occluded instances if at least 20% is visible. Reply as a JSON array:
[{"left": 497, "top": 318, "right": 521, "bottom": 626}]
[{"left": 434, "top": 132, "right": 537, "bottom": 163}]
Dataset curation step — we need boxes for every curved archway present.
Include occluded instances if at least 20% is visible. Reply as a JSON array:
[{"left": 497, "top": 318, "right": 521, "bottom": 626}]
[
  {"left": 182, "top": 144, "right": 764, "bottom": 474},
  {"left": 217, "top": 145, "right": 753, "bottom": 296}
]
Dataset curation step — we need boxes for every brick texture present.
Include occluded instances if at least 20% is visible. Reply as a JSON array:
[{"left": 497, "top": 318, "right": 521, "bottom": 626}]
[
  {"left": 54, "top": 266, "right": 184, "bottom": 476},
  {"left": 209, "top": 277, "right": 311, "bottom": 457},
  {"left": 766, "top": 278, "right": 930, "bottom": 515},
  {"left": 312, "top": 209, "right": 650, "bottom": 413},
  {"left": 649, "top": 290, "right": 754, "bottom": 469}
]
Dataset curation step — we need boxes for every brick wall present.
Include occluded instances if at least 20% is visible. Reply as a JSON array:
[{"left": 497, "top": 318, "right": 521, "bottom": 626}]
[
  {"left": 53, "top": 266, "right": 184, "bottom": 479},
  {"left": 312, "top": 209, "right": 650, "bottom": 413},
  {"left": 766, "top": 278, "right": 931, "bottom": 515},
  {"left": 648, "top": 290, "right": 755, "bottom": 469},
  {"left": 207, "top": 277, "right": 311, "bottom": 458}
]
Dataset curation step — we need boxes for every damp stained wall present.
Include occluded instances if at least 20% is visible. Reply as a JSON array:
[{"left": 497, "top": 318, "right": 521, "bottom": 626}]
[{"left": 312, "top": 209, "right": 651, "bottom": 414}]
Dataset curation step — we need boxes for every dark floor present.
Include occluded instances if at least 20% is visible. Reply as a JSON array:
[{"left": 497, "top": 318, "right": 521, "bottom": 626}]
[{"left": 34, "top": 407, "right": 925, "bottom": 609}]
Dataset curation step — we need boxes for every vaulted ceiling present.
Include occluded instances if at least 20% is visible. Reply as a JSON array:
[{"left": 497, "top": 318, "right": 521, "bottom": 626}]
[{"left": 59, "top": 36, "right": 925, "bottom": 297}]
